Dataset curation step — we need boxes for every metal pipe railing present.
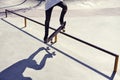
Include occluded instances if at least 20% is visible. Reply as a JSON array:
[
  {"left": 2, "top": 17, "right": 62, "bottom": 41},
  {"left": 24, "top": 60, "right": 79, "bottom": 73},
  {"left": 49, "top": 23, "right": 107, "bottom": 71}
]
[{"left": 5, "top": 9, "right": 119, "bottom": 72}]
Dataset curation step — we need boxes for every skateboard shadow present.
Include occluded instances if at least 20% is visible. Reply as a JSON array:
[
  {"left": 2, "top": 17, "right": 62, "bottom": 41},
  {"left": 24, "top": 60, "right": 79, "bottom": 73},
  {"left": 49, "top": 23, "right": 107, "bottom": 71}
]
[
  {"left": 0, "top": 47, "right": 54, "bottom": 80},
  {"left": 1, "top": 18, "right": 116, "bottom": 80}
]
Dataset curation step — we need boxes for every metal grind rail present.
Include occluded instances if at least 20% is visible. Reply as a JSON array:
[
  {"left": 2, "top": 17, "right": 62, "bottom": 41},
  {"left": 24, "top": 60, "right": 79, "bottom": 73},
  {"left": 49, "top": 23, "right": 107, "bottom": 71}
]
[{"left": 5, "top": 9, "right": 119, "bottom": 73}]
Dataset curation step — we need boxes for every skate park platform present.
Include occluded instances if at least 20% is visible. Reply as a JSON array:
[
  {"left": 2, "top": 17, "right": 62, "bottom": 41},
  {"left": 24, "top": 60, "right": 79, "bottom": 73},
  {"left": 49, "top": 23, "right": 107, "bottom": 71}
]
[{"left": 0, "top": 0, "right": 120, "bottom": 80}]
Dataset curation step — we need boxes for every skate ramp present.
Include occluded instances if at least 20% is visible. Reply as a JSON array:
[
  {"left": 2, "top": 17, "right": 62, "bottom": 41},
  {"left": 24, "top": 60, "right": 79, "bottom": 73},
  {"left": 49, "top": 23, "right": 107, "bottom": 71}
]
[
  {"left": 1, "top": 0, "right": 120, "bottom": 10},
  {"left": 66, "top": 0, "right": 120, "bottom": 9},
  {"left": 0, "top": 0, "right": 120, "bottom": 12},
  {"left": 0, "top": 0, "right": 42, "bottom": 13},
  {"left": 0, "top": 0, "right": 27, "bottom": 8}
]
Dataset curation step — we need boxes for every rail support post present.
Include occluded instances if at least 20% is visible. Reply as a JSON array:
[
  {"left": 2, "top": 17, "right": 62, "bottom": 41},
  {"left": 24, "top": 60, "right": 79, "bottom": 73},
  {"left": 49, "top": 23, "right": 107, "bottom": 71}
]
[
  {"left": 55, "top": 35, "right": 57, "bottom": 43},
  {"left": 114, "top": 55, "right": 119, "bottom": 72},
  {"left": 5, "top": 10, "right": 7, "bottom": 18},
  {"left": 24, "top": 18, "right": 27, "bottom": 27},
  {"left": 51, "top": 35, "right": 57, "bottom": 43}
]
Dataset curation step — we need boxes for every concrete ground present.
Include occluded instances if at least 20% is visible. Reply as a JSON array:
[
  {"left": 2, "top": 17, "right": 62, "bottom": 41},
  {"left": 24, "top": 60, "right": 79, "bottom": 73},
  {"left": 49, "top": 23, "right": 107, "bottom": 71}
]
[{"left": 0, "top": 0, "right": 120, "bottom": 80}]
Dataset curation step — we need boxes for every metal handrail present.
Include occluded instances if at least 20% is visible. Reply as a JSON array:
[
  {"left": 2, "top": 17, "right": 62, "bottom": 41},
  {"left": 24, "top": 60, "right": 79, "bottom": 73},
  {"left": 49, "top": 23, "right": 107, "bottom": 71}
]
[{"left": 5, "top": 9, "right": 119, "bottom": 72}]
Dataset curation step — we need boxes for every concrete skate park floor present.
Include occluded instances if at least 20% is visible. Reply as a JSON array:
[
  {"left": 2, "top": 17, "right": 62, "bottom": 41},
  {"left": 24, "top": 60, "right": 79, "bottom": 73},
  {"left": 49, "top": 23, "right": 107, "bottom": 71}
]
[{"left": 0, "top": 2, "right": 120, "bottom": 80}]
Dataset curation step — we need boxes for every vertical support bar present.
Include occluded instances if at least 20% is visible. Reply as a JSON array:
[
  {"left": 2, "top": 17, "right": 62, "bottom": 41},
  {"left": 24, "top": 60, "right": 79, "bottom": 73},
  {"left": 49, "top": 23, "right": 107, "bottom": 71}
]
[
  {"left": 114, "top": 56, "right": 119, "bottom": 72},
  {"left": 51, "top": 39, "right": 53, "bottom": 43},
  {"left": 51, "top": 35, "right": 57, "bottom": 44},
  {"left": 54, "top": 35, "right": 57, "bottom": 43},
  {"left": 24, "top": 18, "right": 27, "bottom": 27},
  {"left": 5, "top": 10, "right": 7, "bottom": 18}
]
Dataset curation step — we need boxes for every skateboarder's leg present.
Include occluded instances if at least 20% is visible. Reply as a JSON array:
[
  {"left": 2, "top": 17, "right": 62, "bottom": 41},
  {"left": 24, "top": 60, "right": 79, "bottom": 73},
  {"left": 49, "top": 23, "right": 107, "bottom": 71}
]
[
  {"left": 44, "top": 7, "right": 53, "bottom": 43},
  {"left": 57, "top": 2, "right": 67, "bottom": 26}
]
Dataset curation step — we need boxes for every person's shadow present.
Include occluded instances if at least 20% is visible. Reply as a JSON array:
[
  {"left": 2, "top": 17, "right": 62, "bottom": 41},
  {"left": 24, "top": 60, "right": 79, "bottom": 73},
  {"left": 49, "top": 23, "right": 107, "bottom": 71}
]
[{"left": 0, "top": 47, "right": 55, "bottom": 80}]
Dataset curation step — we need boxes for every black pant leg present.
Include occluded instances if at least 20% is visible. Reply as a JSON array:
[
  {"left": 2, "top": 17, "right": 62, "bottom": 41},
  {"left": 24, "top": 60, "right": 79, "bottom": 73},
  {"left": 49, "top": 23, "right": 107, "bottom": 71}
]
[
  {"left": 44, "top": 7, "right": 53, "bottom": 41},
  {"left": 57, "top": 2, "right": 67, "bottom": 24}
]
